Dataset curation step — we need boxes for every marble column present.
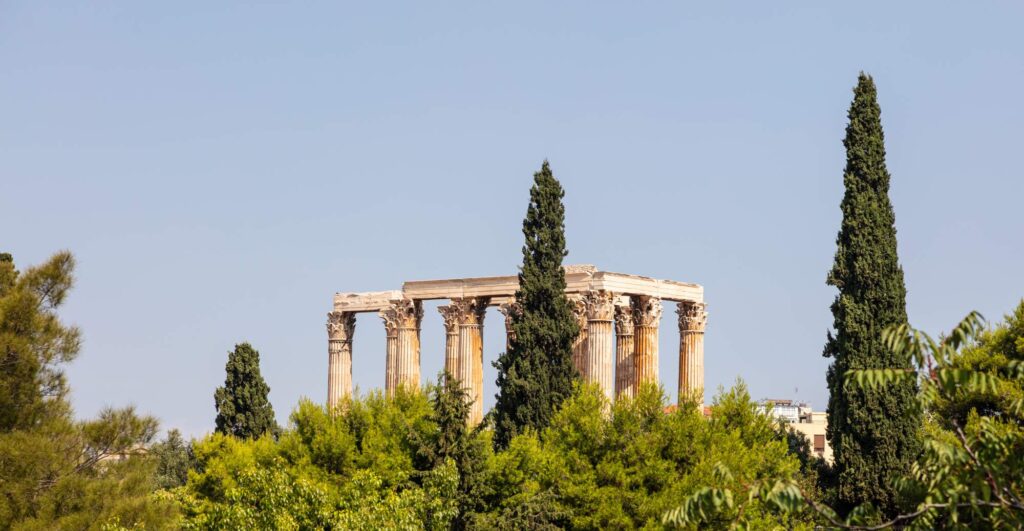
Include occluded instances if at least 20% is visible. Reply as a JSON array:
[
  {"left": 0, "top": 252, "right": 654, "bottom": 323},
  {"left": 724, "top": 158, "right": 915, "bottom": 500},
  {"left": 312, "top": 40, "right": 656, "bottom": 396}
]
[
  {"left": 438, "top": 305, "right": 461, "bottom": 380},
  {"left": 569, "top": 295, "right": 589, "bottom": 377},
  {"left": 387, "top": 299, "right": 423, "bottom": 391},
  {"left": 379, "top": 307, "right": 400, "bottom": 396},
  {"left": 613, "top": 305, "right": 635, "bottom": 399},
  {"left": 497, "top": 301, "right": 521, "bottom": 351},
  {"left": 453, "top": 297, "right": 489, "bottom": 425},
  {"left": 677, "top": 301, "right": 707, "bottom": 405},
  {"left": 327, "top": 311, "right": 356, "bottom": 409},
  {"left": 631, "top": 295, "right": 662, "bottom": 389},
  {"left": 583, "top": 290, "right": 615, "bottom": 402}
]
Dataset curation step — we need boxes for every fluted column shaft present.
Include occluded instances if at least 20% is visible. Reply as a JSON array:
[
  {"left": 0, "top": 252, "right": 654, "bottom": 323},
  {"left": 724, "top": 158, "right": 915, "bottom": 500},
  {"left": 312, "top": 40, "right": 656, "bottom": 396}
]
[
  {"left": 391, "top": 299, "right": 423, "bottom": 391},
  {"left": 439, "top": 305, "right": 461, "bottom": 379},
  {"left": 453, "top": 297, "right": 488, "bottom": 425},
  {"left": 379, "top": 308, "right": 399, "bottom": 396},
  {"left": 632, "top": 296, "right": 662, "bottom": 388},
  {"left": 396, "top": 328, "right": 420, "bottom": 389},
  {"left": 584, "top": 291, "right": 615, "bottom": 402},
  {"left": 677, "top": 301, "right": 707, "bottom": 405},
  {"left": 327, "top": 312, "right": 356, "bottom": 409},
  {"left": 569, "top": 296, "right": 588, "bottom": 376},
  {"left": 614, "top": 305, "right": 635, "bottom": 399}
]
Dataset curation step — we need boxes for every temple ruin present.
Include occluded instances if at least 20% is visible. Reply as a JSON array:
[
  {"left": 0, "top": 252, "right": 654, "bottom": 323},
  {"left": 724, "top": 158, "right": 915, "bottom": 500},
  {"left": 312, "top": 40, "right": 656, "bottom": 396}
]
[{"left": 327, "top": 265, "right": 706, "bottom": 424}]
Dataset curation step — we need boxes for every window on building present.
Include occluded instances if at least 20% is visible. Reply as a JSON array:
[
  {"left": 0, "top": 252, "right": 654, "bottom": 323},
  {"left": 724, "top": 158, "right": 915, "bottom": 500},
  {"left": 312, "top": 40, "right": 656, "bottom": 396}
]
[{"left": 813, "top": 434, "right": 825, "bottom": 455}]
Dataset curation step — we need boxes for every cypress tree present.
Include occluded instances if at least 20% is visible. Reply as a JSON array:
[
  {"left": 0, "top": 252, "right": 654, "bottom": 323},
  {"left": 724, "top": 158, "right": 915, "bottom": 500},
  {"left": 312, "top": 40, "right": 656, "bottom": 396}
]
[
  {"left": 492, "top": 161, "right": 579, "bottom": 450},
  {"left": 425, "top": 372, "right": 490, "bottom": 529},
  {"left": 824, "top": 73, "right": 920, "bottom": 516},
  {"left": 214, "top": 342, "right": 278, "bottom": 438}
]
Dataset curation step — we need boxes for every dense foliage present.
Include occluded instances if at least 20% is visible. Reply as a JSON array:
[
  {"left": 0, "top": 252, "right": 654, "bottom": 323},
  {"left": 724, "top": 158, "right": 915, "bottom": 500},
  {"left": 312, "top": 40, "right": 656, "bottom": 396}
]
[
  {"left": 493, "top": 160, "right": 581, "bottom": 449},
  {"left": 0, "top": 252, "right": 177, "bottom": 529},
  {"left": 823, "top": 73, "right": 920, "bottom": 516},
  {"left": 214, "top": 342, "right": 278, "bottom": 439},
  {"left": 423, "top": 373, "right": 490, "bottom": 529},
  {"left": 667, "top": 307, "right": 1024, "bottom": 529},
  {"left": 171, "top": 380, "right": 810, "bottom": 529},
  {"left": 174, "top": 387, "right": 456, "bottom": 529},
  {"left": 0, "top": 251, "right": 80, "bottom": 432}
]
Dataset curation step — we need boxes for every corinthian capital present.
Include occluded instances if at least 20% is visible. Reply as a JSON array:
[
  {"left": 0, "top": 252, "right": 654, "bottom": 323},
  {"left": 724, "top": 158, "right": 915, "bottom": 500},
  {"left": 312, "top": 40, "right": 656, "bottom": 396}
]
[
  {"left": 614, "top": 305, "right": 634, "bottom": 335},
  {"left": 568, "top": 295, "right": 588, "bottom": 327},
  {"left": 379, "top": 307, "right": 400, "bottom": 336},
  {"left": 631, "top": 295, "right": 663, "bottom": 327},
  {"left": 438, "top": 305, "right": 462, "bottom": 334},
  {"left": 676, "top": 301, "right": 707, "bottom": 332},
  {"left": 498, "top": 301, "right": 522, "bottom": 328},
  {"left": 327, "top": 311, "right": 356, "bottom": 341},
  {"left": 583, "top": 290, "right": 616, "bottom": 321},
  {"left": 450, "top": 297, "right": 489, "bottom": 326},
  {"left": 387, "top": 299, "right": 423, "bottom": 329}
]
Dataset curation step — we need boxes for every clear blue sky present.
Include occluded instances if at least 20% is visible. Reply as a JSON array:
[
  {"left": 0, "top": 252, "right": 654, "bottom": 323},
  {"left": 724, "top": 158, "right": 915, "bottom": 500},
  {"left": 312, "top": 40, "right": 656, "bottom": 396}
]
[{"left": 2, "top": 3, "right": 1022, "bottom": 438}]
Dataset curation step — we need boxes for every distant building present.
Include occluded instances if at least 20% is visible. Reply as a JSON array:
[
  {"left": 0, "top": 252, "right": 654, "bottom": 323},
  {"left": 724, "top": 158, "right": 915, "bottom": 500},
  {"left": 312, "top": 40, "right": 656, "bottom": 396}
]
[{"left": 759, "top": 399, "right": 831, "bottom": 463}]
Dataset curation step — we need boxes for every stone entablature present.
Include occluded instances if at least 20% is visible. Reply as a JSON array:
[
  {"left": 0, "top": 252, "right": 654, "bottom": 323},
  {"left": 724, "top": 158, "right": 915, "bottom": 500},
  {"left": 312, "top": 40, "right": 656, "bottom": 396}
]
[
  {"left": 327, "top": 265, "right": 706, "bottom": 424},
  {"left": 334, "top": 267, "right": 702, "bottom": 313}
]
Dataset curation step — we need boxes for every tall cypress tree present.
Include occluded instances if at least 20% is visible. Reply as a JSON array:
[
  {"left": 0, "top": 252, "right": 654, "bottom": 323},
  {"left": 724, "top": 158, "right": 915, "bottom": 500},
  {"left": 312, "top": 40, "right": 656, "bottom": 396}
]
[
  {"left": 492, "top": 161, "right": 579, "bottom": 450},
  {"left": 824, "top": 73, "right": 920, "bottom": 516},
  {"left": 214, "top": 342, "right": 278, "bottom": 438}
]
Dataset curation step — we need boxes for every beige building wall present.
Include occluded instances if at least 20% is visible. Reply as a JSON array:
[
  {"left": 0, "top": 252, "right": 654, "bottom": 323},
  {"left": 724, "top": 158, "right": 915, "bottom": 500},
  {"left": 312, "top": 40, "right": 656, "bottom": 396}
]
[{"left": 788, "top": 412, "right": 832, "bottom": 463}]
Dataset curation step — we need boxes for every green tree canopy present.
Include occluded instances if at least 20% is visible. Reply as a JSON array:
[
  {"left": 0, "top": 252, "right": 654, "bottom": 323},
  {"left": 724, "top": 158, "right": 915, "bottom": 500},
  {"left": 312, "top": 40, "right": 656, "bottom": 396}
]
[
  {"left": 481, "top": 382, "right": 811, "bottom": 529},
  {"left": 214, "top": 342, "right": 278, "bottom": 439},
  {"left": 667, "top": 307, "right": 1024, "bottom": 529},
  {"left": 0, "top": 252, "right": 177, "bottom": 529},
  {"left": 823, "top": 73, "right": 920, "bottom": 516},
  {"left": 422, "top": 373, "right": 490, "bottom": 529},
  {"left": 492, "top": 160, "right": 580, "bottom": 450},
  {"left": 0, "top": 250, "right": 80, "bottom": 432}
]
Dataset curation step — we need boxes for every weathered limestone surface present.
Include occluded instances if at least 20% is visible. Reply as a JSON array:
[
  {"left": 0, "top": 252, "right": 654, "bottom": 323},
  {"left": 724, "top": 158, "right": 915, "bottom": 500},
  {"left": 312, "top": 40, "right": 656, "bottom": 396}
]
[
  {"left": 396, "top": 266, "right": 702, "bottom": 305},
  {"left": 452, "top": 297, "right": 488, "bottom": 425},
  {"left": 335, "top": 290, "right": 403, "bottom": 312},
  {"left": 677, "top": 301, "right": 707, "bottom": 404},
  {"left": 378, "top": 307, "right": 400, "bottom": 396},
  {"left": 438, "top": 304, "right": 461, "bottom": 379},
  {"left": 632, "top": 295, "right": 662, "bottom": 387},
  {"left": 584, "top": 290, "right": 615, "bottom": 401},
  {"left": 569, "top": 295, "right": 589, "bottom": 377},
  {"left": 613, "top": 304, "right": 635, "bottom": 399},
  {"left": 389, "top": 299, "right": 423, "bottom": 390},
  {"left": 329, "top": 266, "right": 705, "bottom": 414},
  {"left": 326, "top": 311, "right": 356, "bottom": 408}
]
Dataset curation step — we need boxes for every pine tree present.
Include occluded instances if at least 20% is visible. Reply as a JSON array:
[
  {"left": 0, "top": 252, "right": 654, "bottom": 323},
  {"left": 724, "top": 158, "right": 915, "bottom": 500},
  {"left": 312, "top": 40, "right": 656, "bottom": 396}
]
[
  {"left": 492, "top": 160, "right": 579, "bottom": 450},
  {"left": 0, "top": 250, "right": 80, "bottom": 432},
  {"left": 0, "top": 252, "right": 177, "bottom": 528},
  {"left": 824, "top": 73, "right": 920, "bottom": 516},
  {"left": 214, "top": 342, "right": 277, "bottom": 438}
]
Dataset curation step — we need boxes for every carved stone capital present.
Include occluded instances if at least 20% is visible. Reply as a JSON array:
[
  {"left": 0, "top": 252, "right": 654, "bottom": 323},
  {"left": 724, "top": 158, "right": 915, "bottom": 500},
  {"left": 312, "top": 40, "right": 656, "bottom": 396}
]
[
  {"left": 631, "top": 295, "right": 663, "bottom": 327},
  {"left": 498, "top": 301, "right": 522, "bottom": 344},
  {"left": 388, "top": 298, "right": 423, "bottom": 329},
  {"left": 677, "top": 301, "right": 707, "bottom": 332},
  {"left": 450, "top": 297, "right": 489, "bottom": 326},
  {"left": 613, "top": 305, "right": 634, "bottom": 335},
  {"left": 498, "top": 301, "right": 522, "bottom": 330},
  {"left": 438, "top": 305, "right": 462, "bottom": 335},
  {"left": 327, "top": 311, "right": 356, "bottom": 341},
  {"left": 379, "top": 308, "right": 400, "bottom": 336},
  {"left": 568, "top": 295, "right": 588, "bottom": 327},
  {"left": 583, "top": 290, "right": 615, "bottom": 321}
]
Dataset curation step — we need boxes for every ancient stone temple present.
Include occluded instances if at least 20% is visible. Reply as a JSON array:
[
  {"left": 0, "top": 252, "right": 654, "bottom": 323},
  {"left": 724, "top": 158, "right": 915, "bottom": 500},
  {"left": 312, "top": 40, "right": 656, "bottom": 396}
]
[{"left": 326, "top": 265, "right": 706, "bottom": 424}]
